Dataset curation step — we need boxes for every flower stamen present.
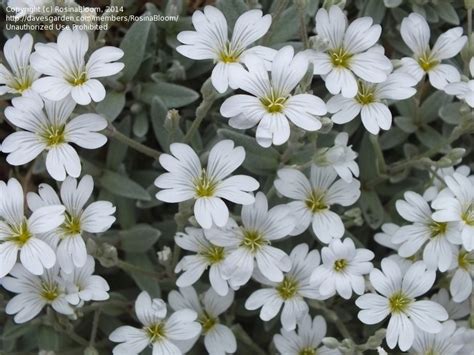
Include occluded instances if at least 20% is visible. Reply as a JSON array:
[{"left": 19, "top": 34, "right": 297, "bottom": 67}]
[
  {"left": 276, "top": 277, "right": 299, "bottom": 300},
  {"left": 240, "top": 230, "right": 268, "bottom": 253},
  {"left": 145, "top": 323, "right": 166, "bottom": 343},
  {"left": 388, "top": 292, "right": 411, "bottom": 313},
  {"left": 329, "top": 47, "right": 352, "bottom": 68},
  {"left": 305, "top": 190, "right": 328, "bottom": 213},
  {"left": 194, "top": 169, "right": 217, "bottom": 198}
]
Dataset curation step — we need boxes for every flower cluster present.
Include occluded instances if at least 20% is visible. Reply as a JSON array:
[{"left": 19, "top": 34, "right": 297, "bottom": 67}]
[{"left": 1, "top": 1, "right": 473, "bottom": 355}]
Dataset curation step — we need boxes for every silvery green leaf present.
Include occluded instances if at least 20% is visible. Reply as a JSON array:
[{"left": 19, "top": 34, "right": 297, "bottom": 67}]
[
  {"left": 384, "top": 0, "right": 402, "bottom": 8},
  {"left": 3, "top": 320, "right": 38, "bottom": 340},
  {"left": 266, "top": 6, "right": 299, "bottom": 44},
  {"left": 151, "top": 96, "right": 170, "bottom": 150},
  {"left": 100, "top": 170, "right": 151, "bottom": 201},
  {"left": 380, "top": 127, "right": 409, "bottom": 150},
  {"left": 125, "top": 253, "right": 161, "bottom": 297},
  {"left": 95, "top": 91, "right": 126, "bottom": 122},
  {"left": 359, "top": 189, "right": 384, "bottom": 229},
  {"left": 439, "top": 102, "right": 462, "bottom": 125},
  {"left": 38, "top": 326, "right": 60, "bottom": 351},
  {"left": 415, "top": 125, "right": 444, "bottom": 149},
  {"left": 217, "top": 128, "right": 279, "bottom": 175},
  {"left": 216, "top": 0, "right": 248, "bottom": 28},
  {"left": 139, "top": 82, "right": 199, "bottom": 108},
  {"left": 119, "top": 17, "right": 153, "bottom": 81},
  {"left": 119, "top": 224, "right": 161, "bottom": 252},
  {"left": 394, "top": 116, "right": 418, "bottom": 134},
  {"left": 420, "top": 91, "right": 452, "bottom": 123},
  {"left": 106, "top": 117, "right": 131, "bottom": 170},
  {"left": 360, "top": 0, "right": 386, "bottom": 23},
  {"left": 133, "top": 111, "right": 150, "bottom": 138},
  {"left": 434, "top": 1, "right": 459, "bottom": 25}
]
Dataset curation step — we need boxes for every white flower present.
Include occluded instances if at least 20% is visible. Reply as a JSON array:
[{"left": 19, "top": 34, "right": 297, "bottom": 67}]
[
  {"left": 174, "top": 227, "right": 233, "bottom": 296},
  {"left": 423, "top": 165, "right": 471, "bottom": 201},
  {"left": 2, "top": 95, "right": 108, "bottom": 181},
  {"left": 308, "top": 5, "right": 392, "bottom": 98},
  {"left": 31, "top": 27, "right": 124, "bottom": 105},
  {"left": 220, "top": 46, "right": 327, "bottom": 147},
  {"left": 410, "top": 320, "right": 465, "bottom": 355},
  {"left": 399, "top": 13, "right": 467, "bottom": 90},
  {"left": 274, "top": 165, "right": 360, "bottom": 242},
  {"left": 356, "top": 259, "right": 448, "bottom": 351},
  {"left": 2, "top": 263, "right": 74, "bottom": 323},
  {"left": 109, "top": 291, "right": 202, "bottom": 355},
  {"left": 273, "top": 313, "right": 341, "bottom": 355},
  {"left": 169, "top": 287, "right": 237, "bottom": 355},
  {"left": 0, "top": 178, "right": 65, "bottom": 277},
  {"left": 374, "top": 223, "right": 401, "bottom": 251},
  {"left": 430, "top": 288, "right": 469, "bottom": 320},
  {"left": 445, "top": 58, "right": 474, "bottom": 108},
  {"left": 61, "top": 255, "right": 110, "bottom": 305},
  {"left": 26, "top": 175, "right": 116, "bottom": 273},
  {"left": 314, "top": 132, "right": 359, "bottom": 183},
  {"left": 206, "top": 192, "right": 294, "bottom": 287},
  {"left": 155, "top": 140, "right": 259, "bottom": 229},
  {"left": 176, "top": 6, "right": 274, "bottom": 93},
  {"left": 327, "top": 72, "right": 417, "bottom": 134},
  {"left": 432, "top": 173, "right": 474, "bottom": 251},
  {"left": 245, "top": 244, "right": 323, "bottom": 331},
  {"left": 311, "top": 238, "right": 374, "bottom": 299},
  {"left": 0, "top": 34, "right": 39, "bottom": 95},
  {"left": 393, "top": 191, "right": 458, "bottom": 271},
  {"left": 449, "top": 248, "right": 473, "bottom": 303}
]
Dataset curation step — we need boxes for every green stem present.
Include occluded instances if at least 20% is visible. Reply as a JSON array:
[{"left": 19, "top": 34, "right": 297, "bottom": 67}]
[
  {"left": 369, "top": 134, "right": 387, "bottom": 175},
  {"left": 89, "top": 309, "right": 101, "bottom": 347},
  {"left": 105, "top": 123, "right": 161, "bottom": 160},
  {"left": 117, "top": 260, "right": 165, "bottom": 280},
  {"left": 296, "top": 1, "right": 310, "bottom": 49},
  {"left": 184, "top": 79, "right": 218, "bottom": 143}
]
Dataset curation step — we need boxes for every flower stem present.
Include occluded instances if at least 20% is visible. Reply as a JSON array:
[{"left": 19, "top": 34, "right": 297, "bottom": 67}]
[
  {"left": 89, "top": 309, "right": 101, "bottom": 348},
  {"left": 105, "top": 123, "right": 161, "bottom": 160},
  {"left": 295, "top": 0, "right": 310, "bottom": 49},
  {"left": 184, "top": 79, "right": 218, "bottom": 143},
  {"left": 369, "top": 135, "right": 387, "bottom": 175}
]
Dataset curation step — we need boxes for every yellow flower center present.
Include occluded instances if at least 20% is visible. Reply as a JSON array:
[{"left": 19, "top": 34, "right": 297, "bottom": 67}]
[
  {"left": 11, "top": 77, "right": 33, "bottom": 93},
  {"left": 260, "top": 90, "right": 288, "bottom": 113},
  {"left": 61, "top": 213, "right": 82, "bottom": 236},
  {"left": 429, "top": 221, "right": 447, "bottom": 238},
  {"left": 299, "top": 348, "right": 317, "bottom": 355},
  {"left": 218, "top": 42, "right": 241, "bottom": 63},
  {"left": 458, "top": 250, "right": 474, "bottom": 271},
  {"left": 355, "top": 82, "right": 376, "bottom": 105},
  {"left": 329, "top": 47, "right": 352, "bottom": 68},
  {"left": 417, "top": 53, "right": 439, "bottom": 72},
  {"left": 240, "top": 230, "right": 268, "bottom": 254},
  {"left": 276, "top": 276, "right": 299, "bottom": 300},
  {"left": 388, "top": 292, "right": 412, "bottom": 313},
  {"left": 202, "top": 245, "right": 226, "bottom": 264},
  {"left": 41, "top": 125, "right": 66, "bottom": 147},
  {"left": 7, "top": 221, "right": 32, "bottom": 246},
  {"left": 462, "top": 204, "right": 474, "bottom": 226},
  {"left": 145, "top": 322, "right": 166, "bottom": 343},
  {"left": 68, "top": 72, "right": 88, "bottom": 86},
  {"left": 199, "top": 312, "right": 217, "bottom": 333},
  {"left": 194, "top": 169, "right": 217, "bottom": 198},
  {"left": 333, "top": 259, "right": 348, "bottom": 272},
  {"left": 305, "top": 190, "right": 328, "bottom": 213},
  {"left": 40, "top": 282, "right": 60, "bottom": 301}
]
